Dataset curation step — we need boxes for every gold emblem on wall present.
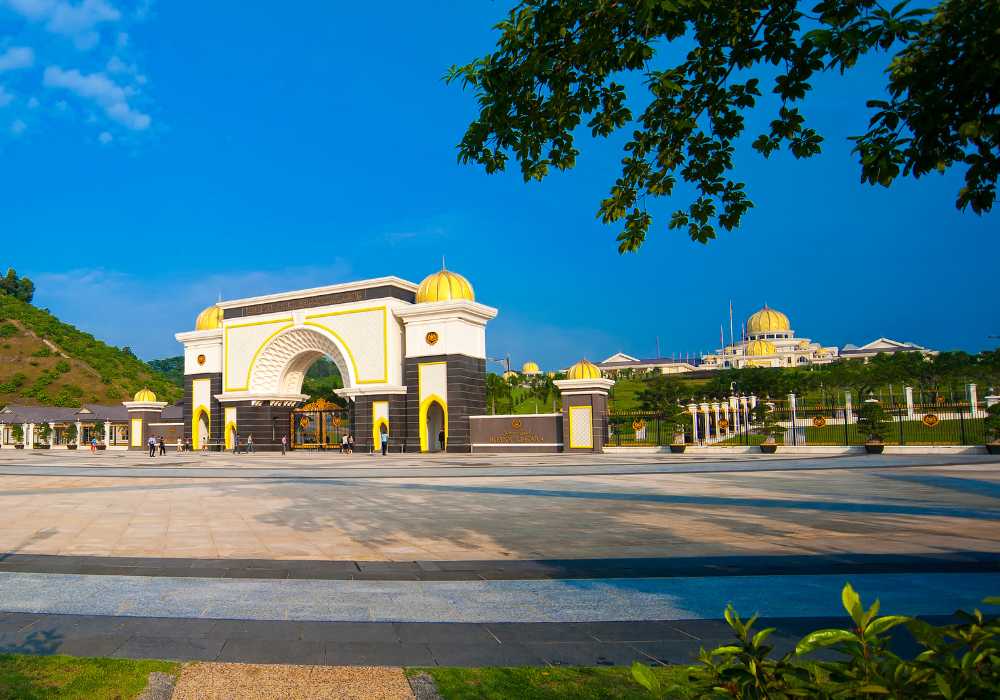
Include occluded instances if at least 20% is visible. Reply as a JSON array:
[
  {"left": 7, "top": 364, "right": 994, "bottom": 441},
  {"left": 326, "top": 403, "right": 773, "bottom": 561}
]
[
  {"left": 632, "top": 419, "right": 646, "bottom": 431},
  {"left": 922, "top": 414, "right": 940, "bottom": 428},
  {"left": 511, "top": 418, "right": 522, "bottom": 430},
  {"left": 425, "top": 331, "right": 439, "bottom": 346},
  {"left": 299, "top": 416, "right": 310, "bottom": 429},
  {"left": 197, "top": 354, "right": 206, "bottom": 365},
  {"left": 813, "top": 416, "right": 827, "bottom": 428},
  {"left": 718, "top": 418, "right": 729, "bottom": 429}
]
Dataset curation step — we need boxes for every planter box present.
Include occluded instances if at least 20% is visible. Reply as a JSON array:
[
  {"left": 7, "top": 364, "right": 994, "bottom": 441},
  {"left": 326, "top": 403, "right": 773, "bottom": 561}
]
[
  {"left": 669, "top": 444, "right": 686, "bottom": 454},
  {"left": 865, "top": 443, "right": 885, "bottom": 454},
  {"left": 760, "top": 444, "right": 778, "bottom": 454},
  {"left": 986, "top": 444, "right": 1000, "bottom": 455},
  {"left": 33, "top": 445, "right": 51, "bottom": 450},
  {"left": 96, "top": 445, "right": 107, "bottom": 451},
  {"left": 66, "top": 444, "right": 78, "bottom": 450},
  {"left": 15, "top": 444, "right": 24, "bottom": 449}
]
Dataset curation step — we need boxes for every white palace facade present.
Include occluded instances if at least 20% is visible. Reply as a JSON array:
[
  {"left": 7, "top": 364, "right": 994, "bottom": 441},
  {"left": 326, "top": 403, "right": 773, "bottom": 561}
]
[{"left": 699, "top": 305, "right": 840, "bottom": 370}]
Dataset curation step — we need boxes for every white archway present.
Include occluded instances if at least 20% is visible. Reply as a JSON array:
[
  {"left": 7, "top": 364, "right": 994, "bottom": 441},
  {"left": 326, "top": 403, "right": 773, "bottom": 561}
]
[{"left": 248, "top": 326, "right": 354, "bottom": 396}]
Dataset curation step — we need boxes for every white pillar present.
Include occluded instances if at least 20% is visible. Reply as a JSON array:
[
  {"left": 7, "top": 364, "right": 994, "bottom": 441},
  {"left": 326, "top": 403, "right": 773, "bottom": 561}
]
[
  {"left": 49, "top": 422, "right": 56, "bottom": 446},
  {"left": 904, "top": 386, "right": 914, "bottom": 418},
  {"left": 845, "top": 391, "right": 853, "bottom": 417},
  {"left": 75, "top": 420, "right": 83, "bottom": 446},
  {"left": 967, "top": 383, "right": 978, "bottom": 416},
  {"left": 720, "top": 402, "right": 730, "bottom": 434},
  {"left": 712, "top": 403, "right": 721, "bottom": 439},
  {"left": 24, "top": 422, "right": 32, "bottom": 449},
  {"left": 688, "top": 404, "right": 699, "bottom": 443},
  {"left": 730, "top": 396, "right": 740, "bottom": 432},
  {"left": 104, "top": 421, "right": 111, "bottom": 446}
]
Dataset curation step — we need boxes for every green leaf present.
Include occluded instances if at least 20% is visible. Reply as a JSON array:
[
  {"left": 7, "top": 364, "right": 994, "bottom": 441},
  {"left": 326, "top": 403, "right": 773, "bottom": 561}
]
[
  {"left": 866, "top": 615, "right": 909, "bottom": 637},
  {"left": 796, "top": 629, "right": 856, "bottom": 655},
  {"left": 936, "top": 674, "right": 952, "bottom": 699},
  {"left": 753, "top": 627, "right": 776, "bottom": 647},
  {"left": 631, "top": 661, "right": 660, "bottom": 693},
  {"left": 982, "top": 596, "right": 1000, "bottom": 606},
  {"left": 841, "top": 583, "right": 863, "bottom": 624}
]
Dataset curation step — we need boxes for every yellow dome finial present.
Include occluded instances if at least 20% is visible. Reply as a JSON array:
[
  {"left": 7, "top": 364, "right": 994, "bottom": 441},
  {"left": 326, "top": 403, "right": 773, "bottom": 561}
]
[
  {"left": 195, "top": 304, "right": 223, "bottom": 331},
  {"left": 133, "top": 387, "right": 157, "bottom": 402},
  {"left": 567, "top": 358, "right": 602, "bottom": 380},
  {"left": 416, "top": 266, "right": 475, "bottom": 303}
]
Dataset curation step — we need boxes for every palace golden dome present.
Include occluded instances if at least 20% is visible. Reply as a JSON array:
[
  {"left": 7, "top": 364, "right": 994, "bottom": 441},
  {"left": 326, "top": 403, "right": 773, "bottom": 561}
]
[
  {"left": 567, "top": 358, "right": 602, "bottom": 380},
  {"left": 747, "top": 305, "right": 790, "bottom": 334},
  {"left": 416, "top": 268, "right": 475, "bottom": 303},
  {"left": 522, "top": 361, "right": 540, "bottom": 375},
  {"left": 746, "top": 339, "right": 777, "bottom": 356},
  {"left": 195, "top": 305, "right": 223, "bottom": 331},
  {"left": 133, "top": 388, "right": 157, "bottom": 402}
]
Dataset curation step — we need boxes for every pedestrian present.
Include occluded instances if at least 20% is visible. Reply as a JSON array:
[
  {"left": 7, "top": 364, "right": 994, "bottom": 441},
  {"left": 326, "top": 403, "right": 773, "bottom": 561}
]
[
  {"left": 147, "top": 435, "right": 156, "bottom": 458},
  {"left": 341, "top": 433, "right": 348, "bottom": 454},
  {"left": 280, "top": 435, "right": 287, "bottom": 455},
  {"left": 232, "top": 433, "right": 240, "bottom": 455},
  {"left": 201, "top": 435, "right": 207, "bottom": 451},
  {"left": 438, "top": 429, "right": 445, "bottom": 451},
  {"left": 185, "top": 437, "right": 192, "bottom": 452},
  {"left": 90, "top": 437, "right": 97, "bottom": 453},
  {"left": 347, "top": 433, "right": 354, "bottom": 454},
  {"left": 176, "top": 437, "right": 183, "bottom": 453},
  {"left": 380, "top": 426, "right": 389, "bottom": 456},
  {"left": 247, "top": 434, "right": 254, "bottom": 454},
  {"left": 158, "top": 435, "right": 166, "bottom": 456}
]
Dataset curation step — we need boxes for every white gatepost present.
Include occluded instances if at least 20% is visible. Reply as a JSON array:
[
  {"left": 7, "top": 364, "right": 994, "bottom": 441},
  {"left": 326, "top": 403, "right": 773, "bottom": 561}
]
[
  {"left": 967, "top": 383, "right": 979, "bottom": 416},
  {"left": 76, "top": 420, "right": 83, "bottom": 446},
  {"left": 712, "top": 403, "right": 721, "bottom": 439},
  {"left": 688, "top": 403, "right": 699, "bottom": 443},
  {"left": 104, "top": 421, "right": 111, "bottom": 446},
  {"left": 48, "top": 422, "right": 56, "bottom": 447},
  {"left": 845, "top": 390, "right": 853, "bottom": 416},
  {"left": 904, "top": 386, "right": 914, "bottom": 418},
  {"left": 23, "top": 422, "right": 32, "bottom": 449}
]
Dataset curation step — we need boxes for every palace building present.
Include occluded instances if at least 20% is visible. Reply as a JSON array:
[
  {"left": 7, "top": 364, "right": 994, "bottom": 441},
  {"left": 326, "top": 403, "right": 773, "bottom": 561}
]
[{"left": 698, "top": 305, "right": 840, "bottom": 370}]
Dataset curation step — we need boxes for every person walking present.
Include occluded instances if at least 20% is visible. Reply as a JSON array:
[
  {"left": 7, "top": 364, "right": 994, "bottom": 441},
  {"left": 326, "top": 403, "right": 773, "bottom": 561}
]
[
  {"left": 438, "top": 429, "right": 446, "bottom": 452},
  {"left": 347, "top": 433, "right": 354, "bottom": 454},
  {"left": 380, "top": 427, "right": 389, "bottom": 456},
  {"left": 147, "top": 435, "right": 156, "bottom": 458},
  {"left": 280, "top": 435, "right": 287, "bottom": 455},
  {"left": 247, "top": 434, "right": 254, "bottom": 454},
  {"left": 90, "top": 437, "right": 97, "bottom": 453},
  {"left": 341, "top": 433, "right": 348, "bottom": 454},
  {"left": 176, "top": 437, "right": 183, "bottom": 453},
  {"left": 158, "top": 435, "right": 166, "bottom": 456},
  {"left": 232, "top": 434, "right": 240, "bottom": 455},
  {"left": 185, "top": 437, "right": 192, "bottom": 452}
]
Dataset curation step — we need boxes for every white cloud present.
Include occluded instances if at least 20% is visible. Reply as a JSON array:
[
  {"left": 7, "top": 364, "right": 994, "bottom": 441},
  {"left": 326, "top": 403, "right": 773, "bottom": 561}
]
[
  {"left": 3, "top": 0, "right": 121, "bottom": 50},
  {"left": 43, "top": 65, "right": 150, "bottom": 129},
  {"left": 0, "top": 46, "right": 34, "bottom": 71},
  {"left": 10, "top": 118, "right": 26, "bottom": 135},
  {"left": 97, "top": 129, "right": 110, "bottom": 143},
  {"left": 0, "top": 85, "right": 12, "bottom": 106}
]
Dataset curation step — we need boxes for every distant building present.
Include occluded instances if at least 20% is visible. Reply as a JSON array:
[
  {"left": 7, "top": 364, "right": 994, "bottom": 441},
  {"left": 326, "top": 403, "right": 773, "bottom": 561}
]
[
  {"left": 595, "top": 352, "right": 699, "bottom": 377},
  {"left": 700, "top": 305, "right": 840, "bottom": 370},
  {"left": 839, "top": 337, "right": 936, "bottom": 360}
]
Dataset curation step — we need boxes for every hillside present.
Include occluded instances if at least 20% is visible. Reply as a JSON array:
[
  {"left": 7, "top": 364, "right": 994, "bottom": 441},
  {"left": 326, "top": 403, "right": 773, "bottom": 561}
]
[{"left": 0, "top": 295, "right": 182, "bottom": 408}]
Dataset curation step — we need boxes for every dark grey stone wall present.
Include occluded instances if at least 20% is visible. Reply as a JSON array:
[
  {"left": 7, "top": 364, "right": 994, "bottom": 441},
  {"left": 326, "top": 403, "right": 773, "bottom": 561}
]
[
  {"left": 351, "top": 394, "right": 407, "bottom": 453},
  {"left": 470, "top": 415, "right": 562, "bottom": 453},
  {"left": 182, "top": 373, "right": 222, "bottom": 445},
  {"left": 404, "top": 354, "right": 485, "bottom": 453},
  {"left": 561, "top": 392, "right": 609, "bottom": 453},
  {"left": 230, "top": 403, "right": 294, "bottom": 450},
  {"left": 223, "top": 285, "right": 415, "bottom": 319}
]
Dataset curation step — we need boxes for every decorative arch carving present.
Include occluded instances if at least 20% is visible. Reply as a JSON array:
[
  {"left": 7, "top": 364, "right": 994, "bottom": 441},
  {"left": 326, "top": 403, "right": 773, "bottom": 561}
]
[{"left": 248, "top": 327, "right": 353, "bottom": 395}]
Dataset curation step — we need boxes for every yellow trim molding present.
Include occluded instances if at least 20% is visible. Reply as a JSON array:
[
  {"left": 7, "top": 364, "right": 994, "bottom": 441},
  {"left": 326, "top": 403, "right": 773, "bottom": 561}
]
[
  {"left": 419, "top": 394, "right": 448, "bottom": 453},
  {"left": 224, "top": 318, "right": 294, "bottom": 392},
  {"left": 304, "top": 305, "right": 388, "bottom": 384}
]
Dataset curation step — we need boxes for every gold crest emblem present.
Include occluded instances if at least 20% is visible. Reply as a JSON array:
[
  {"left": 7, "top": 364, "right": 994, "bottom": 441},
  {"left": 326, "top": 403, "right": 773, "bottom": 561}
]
[
  {"left": 813, "top": 416, "right": 827, "bottom": 428},
  {"left": 426, "top": 331, "right": 439, "bottom": 346},
  {"left": 511, "top": 418, "right": 522, "bottom": 430},
  {"left": 197, "top": 354, "right": 206, "bottom": 365},
  {"left": 922, "top": 414, "right": 940, "bottom": 428},
  {"left": 718, "top": 418, "right": 729, "bottom": 429}
]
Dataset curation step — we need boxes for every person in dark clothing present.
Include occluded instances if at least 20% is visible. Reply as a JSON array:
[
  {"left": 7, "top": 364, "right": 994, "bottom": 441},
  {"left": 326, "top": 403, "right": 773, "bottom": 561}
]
[
  {"left": 158, "top": 436, "right": 166, "bottom": 456},
  {"left": 280, "top": 435, "right": 287, "bottom": 455},
  {"left": 438, "top": 429, "right": 445, "bottom": 451},
  {"left": 380, "top": 427, "right": 388, "bottom": 456}
]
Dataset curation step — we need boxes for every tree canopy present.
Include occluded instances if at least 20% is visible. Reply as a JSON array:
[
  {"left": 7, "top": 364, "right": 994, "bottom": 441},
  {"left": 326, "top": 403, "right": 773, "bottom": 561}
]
[
  {"left": 448, "top": 0, "right": 997, "bottom": 251},
  {"left": 0, "top": 268, "right": 34, "bottom": 303}
]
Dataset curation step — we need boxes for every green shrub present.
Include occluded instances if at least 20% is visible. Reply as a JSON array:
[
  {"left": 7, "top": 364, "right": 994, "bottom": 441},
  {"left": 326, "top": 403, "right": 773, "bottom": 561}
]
[
  {"left": 0, "top": 323, "right": 16, "bottom": 338},
  {"left": 751, "top": 401, "right": 784, "bottom": 442},
  {"left": 985, "top": 403, "right": 1000, "bottom": 443},
  {"left": 11, "top": 424, "right": 22, "bottom": 443},
  {"left": 857, "top": 401, "right": 892, "bottom": 442},
  {"left": 632, "top": 583, "right": 999, "bottom": 698},
  {"left": 54, "top": 360, "right": 71, "bottom": 374},
  {"left": 31, "top": 348, "right": 53, "bottom": 358}
]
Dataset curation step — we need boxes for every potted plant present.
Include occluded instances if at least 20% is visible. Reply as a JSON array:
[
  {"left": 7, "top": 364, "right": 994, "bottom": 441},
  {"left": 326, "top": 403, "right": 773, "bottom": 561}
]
[
  {"left": 857, "top": 401, "right": 890, "bottom": 454},
  {"left": 669, "top": 420, "right": 687, "bottom": 453},
  {"left": 12, "top": 424, "right": 24, "bottom": 448},
  {"left": 34, "top": 423, "right": 52, "bottom": 449},
  {"left": 752, "top": 401, "right": 783, "bottom": 453},
  {"left": 64, "top": 423, "right": 78, "bottom": 450},
  {"left": 985, "top": 403, "right": 1000, "bottom": 455}
]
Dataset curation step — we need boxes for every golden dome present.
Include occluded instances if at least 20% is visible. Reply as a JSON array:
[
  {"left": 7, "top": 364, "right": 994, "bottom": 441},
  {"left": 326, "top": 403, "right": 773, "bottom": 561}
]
[
  {"left": 502, "top": 370, "right": 518, "bottom": 381},
  {"left": 567, "top": 358, "right": 602, "bottom": 380},
  {"left": 416, "top": 268, "right": 475, "bottom": 303},
  {"left": 746, "top": 339, "right": 777, "bottom": 356},
  {"left": 195, "top": 305, "right": 223, "bottom": 331},
  {"left": 747, "top": 305, "right": 790, "bottom": 334},
  {"left": 522, "top": 361, "right": 540, "bottom": 375},
  {"left": 133, "top": 387, "right": 157, "bottom": 402}
]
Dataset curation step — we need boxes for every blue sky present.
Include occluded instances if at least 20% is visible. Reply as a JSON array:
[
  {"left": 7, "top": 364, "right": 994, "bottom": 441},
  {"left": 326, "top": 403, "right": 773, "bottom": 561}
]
[{"left": 1, "top": 1, "right": 996, "bottom": 369}]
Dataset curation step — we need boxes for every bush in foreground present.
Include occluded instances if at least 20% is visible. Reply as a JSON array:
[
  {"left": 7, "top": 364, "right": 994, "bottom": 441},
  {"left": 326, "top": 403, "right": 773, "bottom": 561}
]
[{"left": 633, "top": 583, "right": 999, "bottom": 698}]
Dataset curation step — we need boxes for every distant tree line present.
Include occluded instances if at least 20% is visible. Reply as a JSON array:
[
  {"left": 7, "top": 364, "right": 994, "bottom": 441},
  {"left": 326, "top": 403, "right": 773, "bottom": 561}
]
[{"left": 0, "top": 268, "right": 34, "bottom": 303}]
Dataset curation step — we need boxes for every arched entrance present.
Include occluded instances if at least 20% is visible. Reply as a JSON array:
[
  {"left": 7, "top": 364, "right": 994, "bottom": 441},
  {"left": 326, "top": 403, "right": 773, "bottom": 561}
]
[
  {"left": 421, "top": 398, "right": 447, "bottom": 452},
  {"left": 194, "top": 408, "right": 210, "bottom": 450},
  {"left": 249, "top": 327, "right": 354, "bottom": 396}
]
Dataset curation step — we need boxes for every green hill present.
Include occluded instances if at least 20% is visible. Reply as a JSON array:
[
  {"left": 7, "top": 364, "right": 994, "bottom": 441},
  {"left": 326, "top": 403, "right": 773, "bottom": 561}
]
[{"left": 0, "top": 295, "right": 182, "bottom": 408}]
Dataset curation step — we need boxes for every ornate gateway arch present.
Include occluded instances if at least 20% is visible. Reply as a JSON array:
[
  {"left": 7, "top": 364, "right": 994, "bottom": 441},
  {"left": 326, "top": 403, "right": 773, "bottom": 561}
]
[{"left": 175, "top": 271, "right": 497, "bottom": 452}]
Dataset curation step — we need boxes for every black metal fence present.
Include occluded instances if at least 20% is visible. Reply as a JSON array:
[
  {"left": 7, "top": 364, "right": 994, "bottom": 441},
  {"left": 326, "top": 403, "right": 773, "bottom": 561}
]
[{"left": 608, "top": 401, "right": 990, "bottom": 447}]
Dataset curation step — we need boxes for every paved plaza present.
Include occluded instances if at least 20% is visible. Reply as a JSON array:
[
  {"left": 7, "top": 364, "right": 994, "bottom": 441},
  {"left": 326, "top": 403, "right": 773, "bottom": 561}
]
[{"left": 0, "top": 450, "right": 996, "bottom": 666}]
